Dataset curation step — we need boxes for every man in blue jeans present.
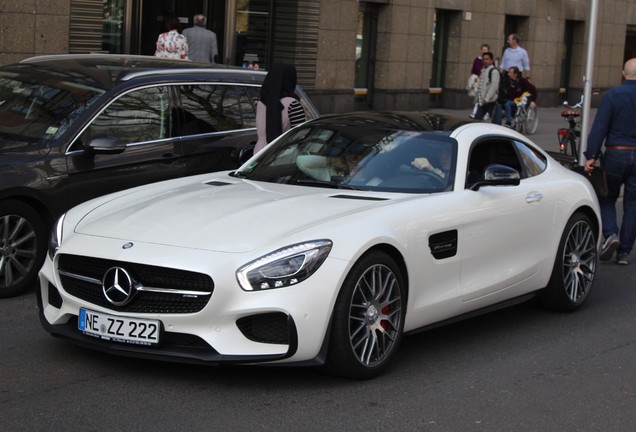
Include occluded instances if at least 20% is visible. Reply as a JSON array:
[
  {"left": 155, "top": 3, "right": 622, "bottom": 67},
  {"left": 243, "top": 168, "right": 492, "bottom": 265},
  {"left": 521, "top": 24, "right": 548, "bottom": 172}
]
[{"left": 584, "top": 58, "right": 636, "bottom": 265}]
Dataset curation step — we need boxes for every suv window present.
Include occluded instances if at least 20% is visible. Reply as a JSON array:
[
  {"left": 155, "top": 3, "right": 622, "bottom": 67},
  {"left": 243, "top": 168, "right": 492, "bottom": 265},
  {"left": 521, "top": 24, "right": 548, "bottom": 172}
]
[
  {"left": 178, "top": 84, "right": 256, "bottom": 133},
  {"left": 79, "top": 85, "right": 173, "bottom": 147}
]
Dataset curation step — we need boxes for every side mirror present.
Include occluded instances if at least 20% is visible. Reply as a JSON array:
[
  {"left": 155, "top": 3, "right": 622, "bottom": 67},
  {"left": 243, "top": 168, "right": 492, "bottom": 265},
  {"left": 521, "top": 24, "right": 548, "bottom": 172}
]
[
  {"left": 234, "top": 144, "right": 255, "bottom": 164},
  {"left": 470, "top": 164, "right": 521, "bottom": 191},
  {"left": 85, "top": 136, "right": 127, "bottom": 155}
]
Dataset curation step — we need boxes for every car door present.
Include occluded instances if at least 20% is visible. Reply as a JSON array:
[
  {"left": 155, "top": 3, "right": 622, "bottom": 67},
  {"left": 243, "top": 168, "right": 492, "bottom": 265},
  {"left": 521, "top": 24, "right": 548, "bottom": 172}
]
[
  {"left": 66, "top": 85, "right": 185, "bottom": 208},
  {"left": 459, "top": 138, "right": 553, "bottom": 302},
  {"left": 175, "top": 83, "right": 259, "bottom": 175}
]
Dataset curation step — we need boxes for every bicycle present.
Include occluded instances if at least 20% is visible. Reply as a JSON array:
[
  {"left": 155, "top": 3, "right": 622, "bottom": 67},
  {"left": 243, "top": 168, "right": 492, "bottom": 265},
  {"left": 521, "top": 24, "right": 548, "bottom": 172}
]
[
  {"left": 510, "top": 92, "right": 539, "bottom": 134},
  {"left": 558, "top": 96, "right": 584, "bottom": 163}
]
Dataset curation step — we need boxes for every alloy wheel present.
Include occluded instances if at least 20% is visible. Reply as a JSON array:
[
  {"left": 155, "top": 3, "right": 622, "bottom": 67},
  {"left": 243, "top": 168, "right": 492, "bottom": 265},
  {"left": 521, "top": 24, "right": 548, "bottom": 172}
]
[
  {"left": 0, "top": 214, "right": 38, "bottom": 290},
  {"left": 348, "top": 263, "right": 403, "bottom": 367},
  {"left": 562, "top": 219, "right": 597, "bottom": 304}
]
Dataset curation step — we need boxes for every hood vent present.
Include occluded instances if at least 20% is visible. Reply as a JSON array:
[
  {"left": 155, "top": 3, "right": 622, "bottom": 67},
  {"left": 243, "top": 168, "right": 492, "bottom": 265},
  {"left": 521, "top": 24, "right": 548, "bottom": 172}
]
[
  {"left": 330, "top": 194, "right": 388, "bottom": 201},
  {"left": 205, "top": 181, "right": 234, "bottom": 187}
]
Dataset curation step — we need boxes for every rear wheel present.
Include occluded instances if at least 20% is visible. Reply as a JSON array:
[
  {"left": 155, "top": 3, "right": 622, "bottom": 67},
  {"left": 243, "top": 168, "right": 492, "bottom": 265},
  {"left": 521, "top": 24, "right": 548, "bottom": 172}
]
[
  {"left": 569, "top": 135, "right": 579, "bottom": 160},
  {"left": 0, "top": 200, "right": 47, "bottom": 298},
  {"left": 539, "top": 213, "right": 597, "bottom": 311},
  {"left": 325, "top": 251, "right": 405, "bottom": 379},
  {"left": 525, "top": 106, "right": 539, "bottom": 134}
]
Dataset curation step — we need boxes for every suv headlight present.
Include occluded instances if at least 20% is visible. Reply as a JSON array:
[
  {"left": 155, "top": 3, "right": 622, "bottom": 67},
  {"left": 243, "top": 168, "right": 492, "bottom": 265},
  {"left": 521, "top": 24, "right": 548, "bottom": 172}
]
[
  {"left": 48, "top": 213, "right": 66, "bottom": 259},
  {"left": 236, "top": 240, "right": 332, "bottom": 291}
]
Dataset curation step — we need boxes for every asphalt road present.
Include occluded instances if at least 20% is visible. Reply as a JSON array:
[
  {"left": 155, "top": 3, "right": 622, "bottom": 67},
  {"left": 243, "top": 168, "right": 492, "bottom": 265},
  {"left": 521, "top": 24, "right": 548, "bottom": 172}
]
[{"left": 2, "top": 258, "right": 635, "bottom": 431}]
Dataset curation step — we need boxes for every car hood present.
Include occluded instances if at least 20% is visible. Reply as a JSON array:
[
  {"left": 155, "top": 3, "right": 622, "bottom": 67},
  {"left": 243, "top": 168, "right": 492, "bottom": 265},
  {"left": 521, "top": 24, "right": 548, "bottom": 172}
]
[{"left": 73, "top": 175, "right": 397, "bottom": 253}]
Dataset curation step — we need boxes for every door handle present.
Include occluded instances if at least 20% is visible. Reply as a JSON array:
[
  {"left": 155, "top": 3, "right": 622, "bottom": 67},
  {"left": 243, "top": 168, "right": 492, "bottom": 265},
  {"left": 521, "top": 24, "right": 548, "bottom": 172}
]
[{"left": 526, "top": 192, "right": 543, "bottom": 203}]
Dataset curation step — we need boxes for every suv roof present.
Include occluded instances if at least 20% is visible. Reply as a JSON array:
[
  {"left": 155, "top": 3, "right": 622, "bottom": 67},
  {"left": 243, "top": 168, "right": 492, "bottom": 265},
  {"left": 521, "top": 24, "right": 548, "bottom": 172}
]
[{"left": 16, "top": 54, "right": 268, "bottom": 90}]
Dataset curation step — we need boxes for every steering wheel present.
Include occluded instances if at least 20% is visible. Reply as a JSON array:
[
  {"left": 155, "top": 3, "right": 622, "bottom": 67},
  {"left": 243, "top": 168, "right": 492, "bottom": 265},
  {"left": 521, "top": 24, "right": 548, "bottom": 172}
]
[
  {"left": 401, "top": 164, "right": 447, "bottom": 189},
  {"left": 418, "top": 169, "right": 447, "bottom": 188}
]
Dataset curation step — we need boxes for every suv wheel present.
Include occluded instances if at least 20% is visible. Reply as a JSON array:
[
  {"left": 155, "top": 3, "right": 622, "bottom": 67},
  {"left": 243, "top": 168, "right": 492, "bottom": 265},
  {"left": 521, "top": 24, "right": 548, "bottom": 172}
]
[{"left": 0, "top": 200, "right": 46, "bottom": 298}]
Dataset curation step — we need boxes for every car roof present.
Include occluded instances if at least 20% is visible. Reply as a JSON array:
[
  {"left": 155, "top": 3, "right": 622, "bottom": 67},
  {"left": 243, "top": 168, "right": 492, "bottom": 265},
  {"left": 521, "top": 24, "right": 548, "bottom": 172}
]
[
  {"left": 9, "top": 54, "right": 266, "bottom": 91},
  {"left": 310, "top": 111, "right": 476, "bottom": 133}
]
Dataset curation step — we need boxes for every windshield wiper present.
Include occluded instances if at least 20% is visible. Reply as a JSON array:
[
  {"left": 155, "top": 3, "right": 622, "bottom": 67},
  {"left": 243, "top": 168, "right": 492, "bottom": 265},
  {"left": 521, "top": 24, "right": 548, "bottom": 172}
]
[
  {"left": 295, "top": 179, "right": 366, "bottom": 190},
  {"left": 230, "top": 170, "right": 252, "bottom": 179}
]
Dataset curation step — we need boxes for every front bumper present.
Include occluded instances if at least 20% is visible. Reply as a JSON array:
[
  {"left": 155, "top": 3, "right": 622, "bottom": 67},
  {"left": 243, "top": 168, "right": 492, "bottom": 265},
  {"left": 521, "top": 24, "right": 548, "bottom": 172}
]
[{"left": 37, "top": 237, "right": 348, "bottom": 366}]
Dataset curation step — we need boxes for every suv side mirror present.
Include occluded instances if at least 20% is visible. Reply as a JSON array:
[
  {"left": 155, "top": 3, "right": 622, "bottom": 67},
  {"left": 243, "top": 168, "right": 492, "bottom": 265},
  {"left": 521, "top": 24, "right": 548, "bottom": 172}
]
[
  {"left": 85, "top": 136, "right": 127, "bottom": 155},
  {"left": 234, "top": 144, "right": 255, "bottom": 164},
  {"left": 470, "top": 164, "right": 521, "bottom": 191}
]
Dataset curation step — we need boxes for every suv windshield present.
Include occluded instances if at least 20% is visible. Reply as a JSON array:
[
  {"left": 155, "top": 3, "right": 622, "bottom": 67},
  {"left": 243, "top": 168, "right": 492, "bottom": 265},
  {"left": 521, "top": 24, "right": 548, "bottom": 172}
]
[
  {"left": 240, "top": 123, "right": 457, "bottom": 193},
  {"left": 0, "top": 74, "right": 104, "bottom": 142}
]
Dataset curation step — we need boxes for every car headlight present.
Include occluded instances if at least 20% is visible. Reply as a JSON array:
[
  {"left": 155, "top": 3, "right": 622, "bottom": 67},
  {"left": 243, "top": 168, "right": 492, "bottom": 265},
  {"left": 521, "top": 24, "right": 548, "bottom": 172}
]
[
  {"left": 236, "top": 240, "right": 332, "bottom": 291},
  {"left": 48, "top": 213, "right": 66, "bottom": 259}
]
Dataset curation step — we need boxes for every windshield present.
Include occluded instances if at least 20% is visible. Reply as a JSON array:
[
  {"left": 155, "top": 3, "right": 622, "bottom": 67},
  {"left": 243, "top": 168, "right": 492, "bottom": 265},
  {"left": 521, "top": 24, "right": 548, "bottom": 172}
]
[
  {"left": 0, "top": 73, "right": 104, "bottom": 143},
  {"left": 239, "top": 123, "right": 457, "bottom": 193}
]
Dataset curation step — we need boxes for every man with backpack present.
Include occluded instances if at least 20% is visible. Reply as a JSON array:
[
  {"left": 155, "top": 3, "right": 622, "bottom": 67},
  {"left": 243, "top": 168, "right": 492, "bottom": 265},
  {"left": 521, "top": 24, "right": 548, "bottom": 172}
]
[{"left": 474, "top": 51, "right": 499, "bottom": 122}]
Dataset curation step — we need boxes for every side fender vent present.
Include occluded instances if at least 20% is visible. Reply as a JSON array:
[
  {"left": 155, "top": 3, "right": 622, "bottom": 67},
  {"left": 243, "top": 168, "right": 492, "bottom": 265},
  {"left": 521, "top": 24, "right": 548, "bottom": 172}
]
[{"left": 429, "top": 230, "right": 458, "bottom": 259}]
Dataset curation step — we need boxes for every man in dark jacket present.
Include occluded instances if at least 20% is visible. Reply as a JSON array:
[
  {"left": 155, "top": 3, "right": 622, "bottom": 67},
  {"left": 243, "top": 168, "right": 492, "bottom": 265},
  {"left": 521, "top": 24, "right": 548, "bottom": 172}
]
[
  {"left": 502, "top": 66, "right": 537, "bottom": 127},
  {"left": 584, "top": 58, "right": 636, "bottom": 265},
  {"left": 183, "top": 14, "right": 218, "bottom": 63}
]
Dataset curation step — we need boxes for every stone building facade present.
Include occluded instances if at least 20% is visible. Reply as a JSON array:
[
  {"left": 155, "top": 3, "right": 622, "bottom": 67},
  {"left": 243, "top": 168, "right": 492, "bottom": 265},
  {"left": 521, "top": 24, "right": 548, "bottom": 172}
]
[{"left": 1, "top": 0, "right": 635, "bottom": 113}]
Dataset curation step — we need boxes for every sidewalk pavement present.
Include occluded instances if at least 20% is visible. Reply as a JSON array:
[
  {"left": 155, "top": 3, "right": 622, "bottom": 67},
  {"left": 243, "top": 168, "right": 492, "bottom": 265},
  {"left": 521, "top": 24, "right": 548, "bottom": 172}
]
[{"left": 432, "top": 105, "right": 597, "bottom": 155}]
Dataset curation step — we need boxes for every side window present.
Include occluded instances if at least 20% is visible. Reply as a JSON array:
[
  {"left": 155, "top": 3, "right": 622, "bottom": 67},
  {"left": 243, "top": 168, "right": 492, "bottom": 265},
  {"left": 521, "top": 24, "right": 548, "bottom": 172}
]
[
  {"left": 466, "top": 139, "right": 522, "bottom": 188},
  {"left": 81, "top": 86, "right": 171, "bottom": 146},
  {"left": 177, "top": 84, "right": 256, "bottom": 134},
  {"left": 513, "top": 140, "right": 547, "bottom": 177}
]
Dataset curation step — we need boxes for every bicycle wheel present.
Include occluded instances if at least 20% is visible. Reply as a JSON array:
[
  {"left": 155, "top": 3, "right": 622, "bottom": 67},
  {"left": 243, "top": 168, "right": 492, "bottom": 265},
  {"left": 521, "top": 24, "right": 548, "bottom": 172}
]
[{"left": 525, "top": 105, "right": 539, "bottom": 134}]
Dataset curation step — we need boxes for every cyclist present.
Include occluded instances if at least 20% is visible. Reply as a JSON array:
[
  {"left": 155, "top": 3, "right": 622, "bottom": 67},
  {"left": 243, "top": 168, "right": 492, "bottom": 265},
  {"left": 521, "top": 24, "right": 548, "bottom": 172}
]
[{"left": 500, "top": 67, "right": 537, "bottom": 127}]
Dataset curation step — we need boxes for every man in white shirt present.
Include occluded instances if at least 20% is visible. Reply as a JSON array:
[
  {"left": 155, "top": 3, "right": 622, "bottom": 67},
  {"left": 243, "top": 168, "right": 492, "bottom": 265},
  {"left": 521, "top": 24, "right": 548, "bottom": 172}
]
[
  {"left": 500, "top": 33, "right": 531, "bottom": 80},
  {"left": 183, "top": 14, "right": 218, "bottom": 63}
]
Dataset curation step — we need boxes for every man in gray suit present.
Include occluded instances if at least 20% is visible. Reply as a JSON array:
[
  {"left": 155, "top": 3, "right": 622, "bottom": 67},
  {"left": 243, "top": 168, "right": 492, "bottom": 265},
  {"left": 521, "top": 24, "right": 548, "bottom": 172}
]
[{"left": 183, "top": 14, "right": 218, "bottom": 63}]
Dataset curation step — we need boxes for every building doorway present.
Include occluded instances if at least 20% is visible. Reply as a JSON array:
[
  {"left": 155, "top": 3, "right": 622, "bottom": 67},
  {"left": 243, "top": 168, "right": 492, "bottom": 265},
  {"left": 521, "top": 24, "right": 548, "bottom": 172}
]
[
  {"left": 137, "top": 0, "right": 224, "bottom": 59},
  {"left": 561, "top": 20, "right": 586, "bottom": 101},
  {"left": 354, "top": 4, "right": 378, "bottom": 110},
  {"left": 624, "top": 26, "right": 636, "bottom": 65},
  {"left": 430, "top": 9, "right": 460, "bottom": 107}
]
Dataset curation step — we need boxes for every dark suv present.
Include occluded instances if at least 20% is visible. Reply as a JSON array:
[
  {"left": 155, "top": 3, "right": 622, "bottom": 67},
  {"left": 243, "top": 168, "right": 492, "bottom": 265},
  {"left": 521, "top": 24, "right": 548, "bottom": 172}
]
[{"left": 0, "top": 54, "right": 318, "bottom": 297}]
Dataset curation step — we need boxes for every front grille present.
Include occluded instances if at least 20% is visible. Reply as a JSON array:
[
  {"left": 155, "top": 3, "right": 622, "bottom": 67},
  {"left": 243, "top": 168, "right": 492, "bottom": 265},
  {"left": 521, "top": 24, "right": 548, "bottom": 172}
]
[
  {"left": 58, "top": 254, "right": 214, "bottom": 314},
  {"left": 236, "top": 312, "right": 290, "bottom": 344}
]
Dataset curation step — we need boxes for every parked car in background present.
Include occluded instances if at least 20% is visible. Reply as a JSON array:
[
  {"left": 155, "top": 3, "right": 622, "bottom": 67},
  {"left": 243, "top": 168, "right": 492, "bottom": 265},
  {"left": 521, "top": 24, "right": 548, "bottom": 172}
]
[
  {"left": 39, "top": 111, "right": 601, "bottom": 379},
  {"left": 0, "top": 54, "right": 319, "bottom": 298}
]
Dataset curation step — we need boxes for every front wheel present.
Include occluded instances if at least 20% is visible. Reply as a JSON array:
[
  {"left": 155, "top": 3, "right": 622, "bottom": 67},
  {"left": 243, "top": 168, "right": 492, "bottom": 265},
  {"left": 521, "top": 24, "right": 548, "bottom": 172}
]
[
  {"left": 0, "top": 200, "right": 47, "bottom": 298},
  {"left": 538, "top": 213, "right": 597, "bottom": 311},
  {"left": 325, "top": 251, "right": 405, "bottom": 379},
  {"left": 525, "top": 106, "right": 539, "bottom": 134}
]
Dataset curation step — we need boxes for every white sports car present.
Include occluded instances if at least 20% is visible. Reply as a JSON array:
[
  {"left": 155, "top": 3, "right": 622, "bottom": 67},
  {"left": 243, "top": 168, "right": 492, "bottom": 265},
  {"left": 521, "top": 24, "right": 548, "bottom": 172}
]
[{"left": 39, "top": 112, "right": 601, "bottom": 379}]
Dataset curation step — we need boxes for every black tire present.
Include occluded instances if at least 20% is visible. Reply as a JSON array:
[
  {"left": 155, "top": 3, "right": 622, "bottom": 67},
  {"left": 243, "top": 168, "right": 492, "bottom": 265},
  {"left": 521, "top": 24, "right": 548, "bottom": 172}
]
[
  {"left": 539, "top": 212, "right": 597, "bottom": 311},
  {"left": 325, "top": 251, "right": 405, "bottom": 379},
  {"left": 0, "top": 200, "right": 47, "bottom": 298}
]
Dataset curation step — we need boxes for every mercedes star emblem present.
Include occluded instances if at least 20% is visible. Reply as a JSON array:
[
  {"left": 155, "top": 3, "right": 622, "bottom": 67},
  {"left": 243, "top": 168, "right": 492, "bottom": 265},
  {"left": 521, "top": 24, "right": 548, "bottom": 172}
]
[{"left": 102, "top": 267, "right": 136, "bottom": 306}]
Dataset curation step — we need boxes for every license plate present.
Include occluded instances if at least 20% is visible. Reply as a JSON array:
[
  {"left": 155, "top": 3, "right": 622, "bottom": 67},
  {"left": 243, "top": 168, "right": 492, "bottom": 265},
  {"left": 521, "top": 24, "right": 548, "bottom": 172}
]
[{"left": 78, "top": 308, "right": 160, "bottom": 346}]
